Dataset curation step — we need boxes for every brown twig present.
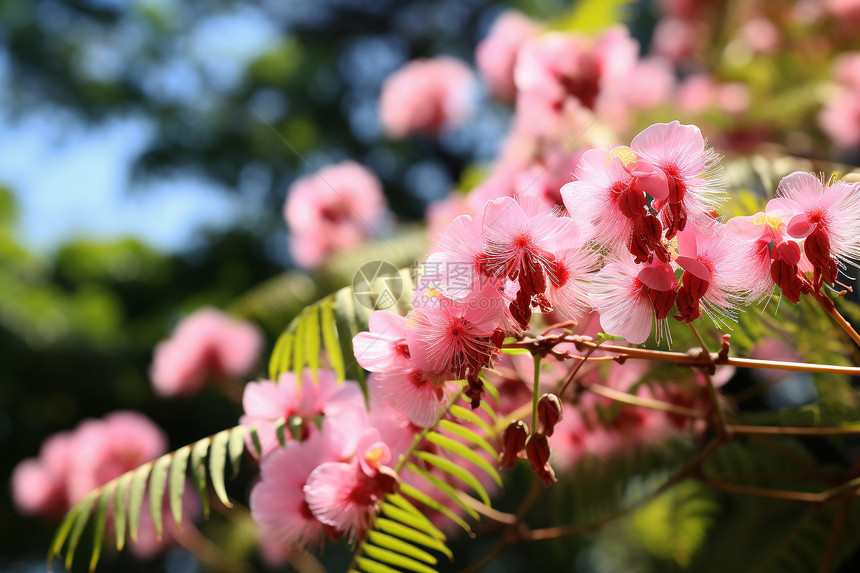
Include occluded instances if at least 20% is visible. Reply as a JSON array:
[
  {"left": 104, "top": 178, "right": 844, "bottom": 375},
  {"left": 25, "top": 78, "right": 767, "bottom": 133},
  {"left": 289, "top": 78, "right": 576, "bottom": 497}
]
[
  {"left": 503, "top": 335, "right": 860, "bottom": 376},
  {"left": 585, "top": 382, "right": 706, "bottom": 419}
]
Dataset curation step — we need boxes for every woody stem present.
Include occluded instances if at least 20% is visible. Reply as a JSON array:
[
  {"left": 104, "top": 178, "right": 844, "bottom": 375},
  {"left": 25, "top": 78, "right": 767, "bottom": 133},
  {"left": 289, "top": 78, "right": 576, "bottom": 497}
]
[
  {"left": 532, "top": 355, "right": 541, "bottom": 432},
  {"left": 689, "top": 324, "right": 729, "bottom": 438},
  {"left": 807, "top": 284, "right": 860, "bottom": 349}
]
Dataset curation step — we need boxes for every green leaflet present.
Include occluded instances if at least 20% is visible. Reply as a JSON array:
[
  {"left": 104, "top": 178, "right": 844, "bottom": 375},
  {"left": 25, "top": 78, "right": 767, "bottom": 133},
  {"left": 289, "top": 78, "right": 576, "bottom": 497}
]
[
  {"left": 268, "top": 331, "right": 293, "bottom": 381},
  {"left": 424, "top": 432, "right": 502, "bottom": 486},
  {"left": 113, "top": 472, "right": 132, "bottom": 550},
  {"left": 449, "top": 404, "right": 494, "bottom": 436},
  {"left": 190, "top": 437, "right": 211, "bottom": 519},
  {"left": 64, "top": 492, "right": 98, "bottom": 570},
  {"left": 334, "top": 287, "right": 366, "bottom": 388},
  {"left": 381, "top": 497, "right": 446, "bottom": 541},
  {"left": 356, "top": 557, "right": 401, "bottom": 573},
  {"left": 89, "top": 484, "right": 115, "bottom": 572},
  {"left": 437, "top": 419, "right": 497, "bottom": 460},
  {"left": 375, "top": 518, "right": 452, "bottom": 559},
  {"left": 399, "top": 480, "right": 473, "bottom": 532},
  {"left": 406, "top": 463, "right": 480, "bottom": 521},
  {"left": 321, "top": 298, "right": 345, "bottom": 381},
  {"left": 228, "top": 425, "right": 246, "bottom": 478},
  {"left": 362, "top": 544, "right": 438, "bottom": 573},
  {"left": 367, "top": 531, "right": 437, "bottom": 565},
  {"left": 414, "top": 452, "right": 492, "bottom": 505},
  {"left": 50, "top": 426, "right": 252, "bottom": 570},
  {"left": 128, "top": 464, "right": 151, "bottom": 542},
  {"left": 148, "top": 455, "right": 172, "bottom": 539},
  {"left": 304, "top": 304, "right": 321, "bottom": 383},
  {"left": 209, "top": 429, "right": 232, "bottom": 508},
  {"left": 169, "top": 445, "right": 191, "bottom": 525}
]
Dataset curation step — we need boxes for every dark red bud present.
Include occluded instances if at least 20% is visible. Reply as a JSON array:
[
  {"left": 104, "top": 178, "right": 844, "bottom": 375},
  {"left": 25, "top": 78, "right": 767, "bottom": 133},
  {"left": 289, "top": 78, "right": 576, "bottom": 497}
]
[
  {"left": 500, "top": 420, "right": 529, "bottom": 469},
  {"left": 525, "top": 433, "right": 557, "bottom": 487},
  {"left": 537, "top": 393, "right": 563, "bottom": 437}
]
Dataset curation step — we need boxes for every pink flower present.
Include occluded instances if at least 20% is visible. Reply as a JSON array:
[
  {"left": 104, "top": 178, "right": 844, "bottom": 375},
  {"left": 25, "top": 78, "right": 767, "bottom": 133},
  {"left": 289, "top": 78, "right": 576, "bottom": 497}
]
[
  {"left": 150, "top": 307, "right": 263, "bottom": 398},
  {"left": 674, "top": 224, "right": 754, "bottom": 325},
  {"left": 11, "top": 432, "right": 73, "bottom": 518},
  {"left": 379, "top": 57, "right": 476, "bottom": 138},
  {"left": 724, "top": 212, "right": 784, "bottom": 302},
  {"left": 249, "top": 430, "right": 335, "bottom": 552},
  {"left": 303, "top": 462, "right": 379, "bottom": 539},
  {"left": 677, "top": 74, "right": 750, "bottom": 115},
  {"left": 825, "top": 0, "right": 860, "bottom": 20},
  {"left": 423, "top": 214, "right": 491, "bottom": 302},
  {"left": 483, "top": 196, "right": 578, "bottom": 291},
  {"left": 369, "top": 368, "right": 452, "bottom": 429},
  {"left": 544, "top": 246, "right": 599, "bottom": 322},
  {"left": 834, "top": 53, "right": 860, "bottom": 92},
  {"left": 652, "top": 18, "right": 696, "bottom": 64},
  {"left": 631, "top": 121, "right": 727, "bottom": 239},
  {"left": 819, "top": 92, "right": 860, "bottom": 148},
  {"left": 623, "top": 57, "right": 677, "bottom": 110},
  {"left": 353, "top": 310, "right": 411, "bottom": 372},
  {"left": 284, "top": 161, "right": 387, "bottom": 268},
  {"left": 240, "top": 369, "right": 365, "bottom": 458},
  {"left": 407, "top": 293, "right": 500, "bottom": 380},
  {"left": 741, "top": 18, "right": 780, "bottom": 53},
  {"left": 513, "top": 28, "right": 638, "bottom": 137},
  {"left": 67, "top": 411, "right": 168, "bottom": 504},
  {"left": 770, "top": 172, "right": 860, "bottom": 289},
  {"left": 476, "top": 10, "right": 539, "bottom": 101},
  {"left": 819, "top": 57, "right": 860, "bottom": 148},
  {"left": 589, "top": 253, "right": 676, "bottom": 344},
  {"left": 562, "top": 148, "right": 669, "bottom": 263}
]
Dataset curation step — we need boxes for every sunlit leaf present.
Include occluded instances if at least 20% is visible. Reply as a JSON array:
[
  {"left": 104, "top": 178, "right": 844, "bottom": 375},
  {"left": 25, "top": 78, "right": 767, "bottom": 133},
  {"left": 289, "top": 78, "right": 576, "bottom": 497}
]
[{"left": 148, "top": 455, "right": 172, "bottom": 539}]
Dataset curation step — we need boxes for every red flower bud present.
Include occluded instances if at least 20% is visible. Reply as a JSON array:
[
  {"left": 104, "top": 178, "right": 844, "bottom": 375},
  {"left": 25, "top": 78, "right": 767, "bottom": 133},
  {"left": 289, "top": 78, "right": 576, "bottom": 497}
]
[
  {"left": 537, "top": 393, "right": 563, "bottom": 437},
  {"left": 525, "top": 433, "right": 557, "bottom": 487},
  {"left": 499, "top": 420, "right": 528, "bottom": 469}
]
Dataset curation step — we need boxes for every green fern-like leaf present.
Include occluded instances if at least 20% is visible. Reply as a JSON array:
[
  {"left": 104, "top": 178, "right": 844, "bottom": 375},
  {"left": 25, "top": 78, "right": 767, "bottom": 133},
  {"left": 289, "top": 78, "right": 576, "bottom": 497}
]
[
  {"left": 48, "top": 422, "right": 279, "bottom": 571},
  {"left": 267, "top": 267, "right": 415, "bottom": 391}
]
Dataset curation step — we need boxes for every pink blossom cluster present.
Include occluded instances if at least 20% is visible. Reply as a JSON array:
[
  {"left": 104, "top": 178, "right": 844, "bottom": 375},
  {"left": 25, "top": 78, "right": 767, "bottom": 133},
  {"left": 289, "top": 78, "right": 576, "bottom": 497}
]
[
  {"left": 241, "top": 369, "right": 495, "bottom": 563},
  {"left": 819, "top": 53, "right": 860, "bottom": 148},
  {"left": 11, "top": 412, "right": 183, "bottom": 558},
  {"left": 352, "top": 118, "right": 860, "bottom": 480},
  {"left": 150, "top": 307, "right": 263, "bottom": 398},
  {"left": 284, "top": 160, "right": 388, "bottom": 268},
  {"left": 378, "top": 57, "right": 476, "bottom": 138}
]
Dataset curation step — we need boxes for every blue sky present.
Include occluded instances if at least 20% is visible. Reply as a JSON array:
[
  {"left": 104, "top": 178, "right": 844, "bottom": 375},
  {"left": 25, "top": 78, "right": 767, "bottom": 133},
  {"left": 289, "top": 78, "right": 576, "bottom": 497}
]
[{"left": 0, "top": 2, "right": 282, "bottom": 255}]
